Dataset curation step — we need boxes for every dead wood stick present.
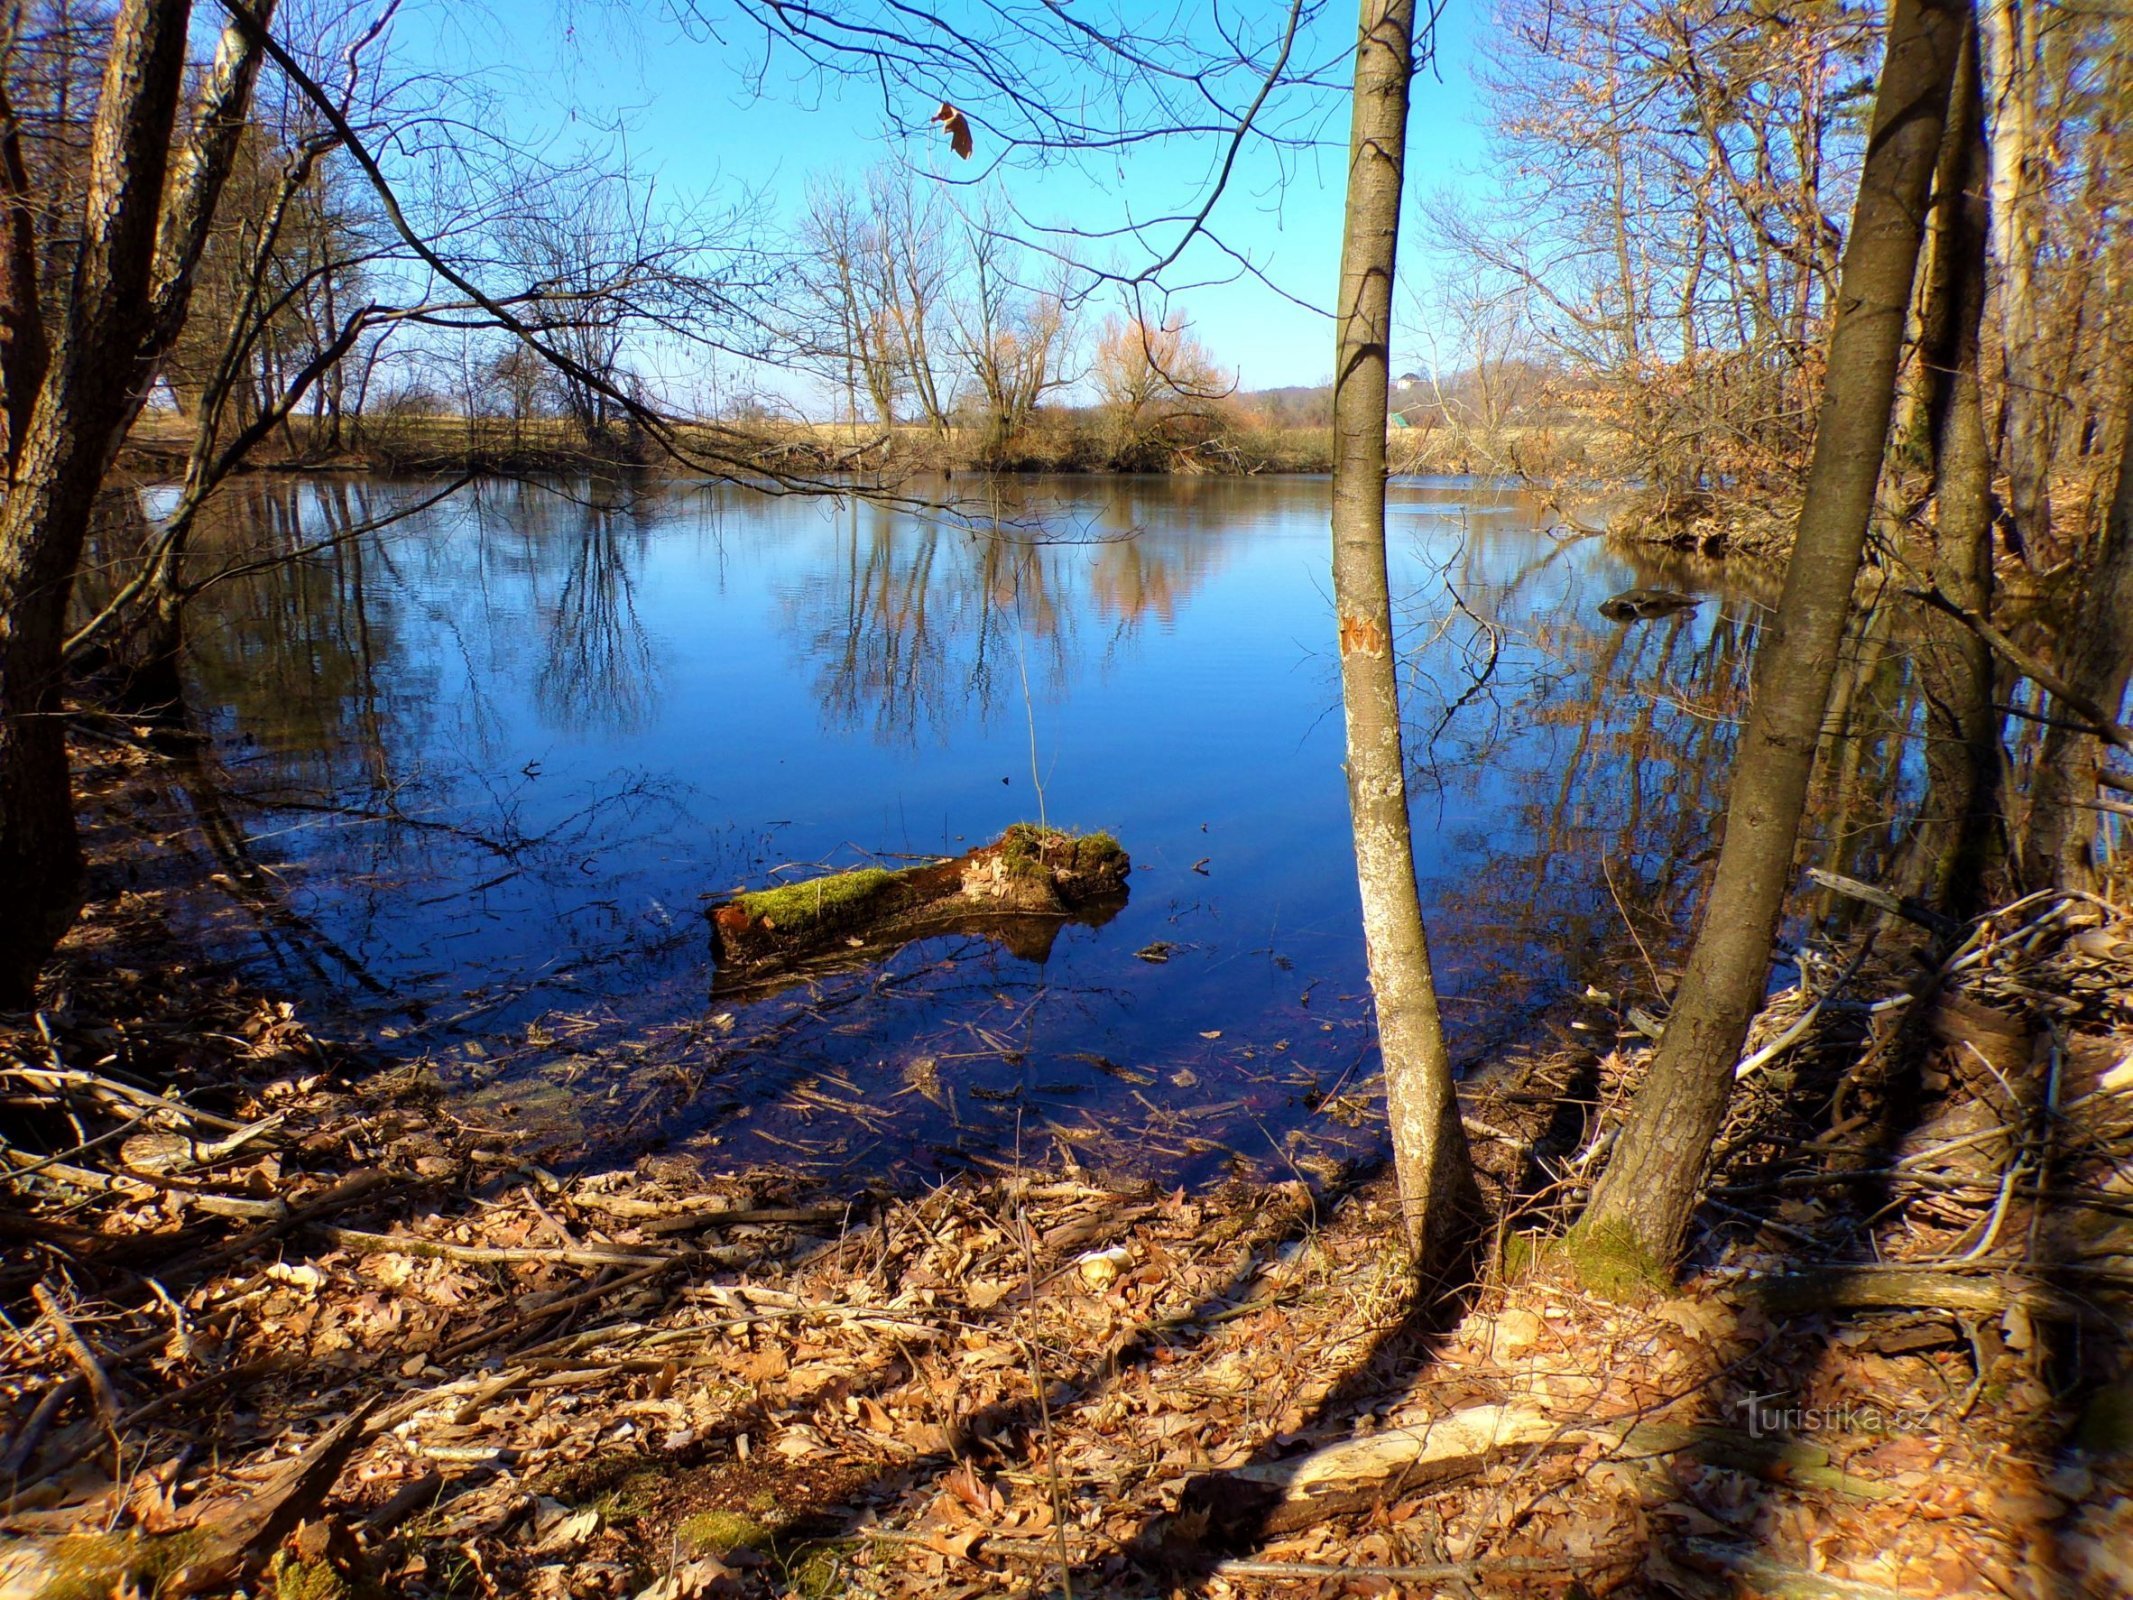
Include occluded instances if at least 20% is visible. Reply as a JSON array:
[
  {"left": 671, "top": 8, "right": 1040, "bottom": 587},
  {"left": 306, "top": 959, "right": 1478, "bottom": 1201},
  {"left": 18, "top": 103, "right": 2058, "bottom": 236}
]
[
  {"left": 170, "top": 1169, "right": 397, "bottom": 1276},
  {"left": 1804, "top": 869, "right": 1961, "bottom": 936},
  {"left": 31, "top": 1283, "right": 119, "bottom": 1432},
  {"left": 310, "top": 1225, "right": 669, "bottom": 1269},
  {"left": 637, "top": 1203, "right": 857, "bottom": 1235},
  {"left": 434, "top": 1257, "right": 681, "bottom": 1361},
  {"left": 369, "top": 1367, "right": 536, "bottom": 1433},
  {"left": 638, "top": 1307, "right": 945, "bottom": 1342},
  {"left": 1735, "top": 1266, "right": 2086, "bottom": 1319},
  {"left": 1, "top": 1147, "right": 158, "bottom": 1198},
  {"left": 0, "top": 1064, "right": 252, "bottom": 1133}
]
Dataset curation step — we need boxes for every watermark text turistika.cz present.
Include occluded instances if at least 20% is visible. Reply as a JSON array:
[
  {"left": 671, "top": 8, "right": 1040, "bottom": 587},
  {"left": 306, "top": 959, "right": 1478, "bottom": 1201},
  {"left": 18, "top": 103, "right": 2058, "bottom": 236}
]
[{"left": 1738, "top": 1392, "right": 1938, "bottom": 1439}]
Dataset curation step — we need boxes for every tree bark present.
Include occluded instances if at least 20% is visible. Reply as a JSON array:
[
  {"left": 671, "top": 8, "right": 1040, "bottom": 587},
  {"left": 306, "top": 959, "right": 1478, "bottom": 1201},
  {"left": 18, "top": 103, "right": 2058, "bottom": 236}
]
[
  {"left": 1979, "top": 0, "right": 2054, "bottom": 561},
  {"left": 1905, "top": 22, "right": 2002, "bottom": 917},
  {"left": 0, "top": 78, "right": 47, "bottom": 477},
  {"left": 1330, "top": 0, "right": 1477, "bottom": 1269},
  {"left": 1572, "top": 0, "right": 1968, "bottom": 1272},
  {"left": 2023, "top": 386, "right": 2133, "bottom": 890},
  {"left": 0, "top": 0, "right": 271, "bottom": 1005}
]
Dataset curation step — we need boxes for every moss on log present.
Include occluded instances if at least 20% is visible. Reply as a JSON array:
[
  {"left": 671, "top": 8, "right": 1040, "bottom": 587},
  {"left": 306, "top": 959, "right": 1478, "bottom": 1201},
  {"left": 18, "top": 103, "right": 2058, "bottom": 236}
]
[{"left": 707, "top": 825, "right": 1129, "bottom": 992}]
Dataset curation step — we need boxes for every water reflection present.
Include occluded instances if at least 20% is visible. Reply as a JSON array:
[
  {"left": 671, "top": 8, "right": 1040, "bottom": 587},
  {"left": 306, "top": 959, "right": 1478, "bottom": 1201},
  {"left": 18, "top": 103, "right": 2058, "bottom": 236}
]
[
  {"left": 781, "top": 487, "right": 1232, "bottom": 747},
  {"left": 151, "top": 473, "right": 1930, "bottom": 1187}
]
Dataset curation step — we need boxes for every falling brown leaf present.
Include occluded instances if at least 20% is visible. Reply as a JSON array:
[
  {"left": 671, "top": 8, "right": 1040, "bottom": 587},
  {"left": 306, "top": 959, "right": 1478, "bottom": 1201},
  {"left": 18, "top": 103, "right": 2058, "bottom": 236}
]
[{"left": 931, "top": 102, "right": 973, "bottom": 159}]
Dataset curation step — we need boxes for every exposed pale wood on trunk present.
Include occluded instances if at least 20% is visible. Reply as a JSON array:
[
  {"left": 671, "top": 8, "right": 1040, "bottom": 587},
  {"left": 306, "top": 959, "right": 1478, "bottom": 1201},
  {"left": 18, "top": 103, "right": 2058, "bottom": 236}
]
[{"left": 1328, "top": 0, "right": 1477, "bottom": 1267}]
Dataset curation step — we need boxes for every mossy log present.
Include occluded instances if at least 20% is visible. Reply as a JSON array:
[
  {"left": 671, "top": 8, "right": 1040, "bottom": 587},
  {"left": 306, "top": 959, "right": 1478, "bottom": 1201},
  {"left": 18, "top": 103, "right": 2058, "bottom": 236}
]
[
  {"left": 707, "top": 825, "right": 1129, "bottom": 993},
  {"left": 1598, "top": 587, "right": 1700, "bottom": 622}
]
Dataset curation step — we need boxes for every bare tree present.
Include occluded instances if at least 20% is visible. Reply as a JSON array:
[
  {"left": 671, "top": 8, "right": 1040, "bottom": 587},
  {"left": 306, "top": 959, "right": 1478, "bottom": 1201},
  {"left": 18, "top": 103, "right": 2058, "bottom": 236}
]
[
  {"left": 792, "top": 173, "right": 903, "bottom": 434},
  {"left": 1445, "top": 0, "right": 1878, "bottom": 515},
  {"left": 950, "top": 204, "right": 1072, "bottom": 466},
  {"left": 1329, "top": 0, "right": 1476, "bottom": 1268},
  {"left": 0, "top": 0, "right": 273, "bottom": 1005},
  {"left": 1092, "top": 312, "right": 1228, "bottom": 470},
  {"left": 1571, "top": 0, "right": 1969, "bottom": 1275}
]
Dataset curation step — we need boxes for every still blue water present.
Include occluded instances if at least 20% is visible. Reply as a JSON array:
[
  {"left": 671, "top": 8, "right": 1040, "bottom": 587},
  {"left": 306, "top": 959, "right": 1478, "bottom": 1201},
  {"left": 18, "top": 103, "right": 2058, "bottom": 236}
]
[{"left": 169, "top": 472, "right": 1840, "bottom": 1185}]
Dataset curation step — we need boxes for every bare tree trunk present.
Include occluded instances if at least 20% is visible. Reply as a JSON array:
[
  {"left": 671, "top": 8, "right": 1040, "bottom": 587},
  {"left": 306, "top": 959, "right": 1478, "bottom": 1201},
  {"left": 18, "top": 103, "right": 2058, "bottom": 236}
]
[
  {"left": 2023, "top": 388, "right": 2133, "bottom": 890},
  {"left": 1571, "top": 0, "right": 1968, "bottom": 1274},
  {"left": 1903, "top": 22, "right": 2002, "bottom": 917},
  {"left": 1330, "top": 0, "right": 1477, "bottom": 1270},
  {"left": 0, "top": 0, "right": 272, "bottom": 1005},
  {"left": 0, "top": 77, "right": 48, "bottom": 476},
  {"left": 1979, "top": 0, "right": 2054, "bottom": 561}
]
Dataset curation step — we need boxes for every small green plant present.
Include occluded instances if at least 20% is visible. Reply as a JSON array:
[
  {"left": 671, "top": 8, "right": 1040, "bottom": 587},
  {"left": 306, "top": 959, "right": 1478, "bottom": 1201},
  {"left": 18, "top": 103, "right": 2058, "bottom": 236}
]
[
  {"left": 267, "top": 1552, "right": 352, "bottom": 1600},
  {"left": 677, "top": 1510, "right": 775, "bottom": 1557},
  {"left": 784, "top": 1542, "right": 848, "bottom": 1599}
]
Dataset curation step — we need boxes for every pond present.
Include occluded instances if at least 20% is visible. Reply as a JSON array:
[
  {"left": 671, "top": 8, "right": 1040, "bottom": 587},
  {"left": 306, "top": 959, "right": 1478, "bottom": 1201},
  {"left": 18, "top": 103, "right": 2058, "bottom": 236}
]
[{"left": 156, "top": 472, "right": 1916, "bottom": 1187}]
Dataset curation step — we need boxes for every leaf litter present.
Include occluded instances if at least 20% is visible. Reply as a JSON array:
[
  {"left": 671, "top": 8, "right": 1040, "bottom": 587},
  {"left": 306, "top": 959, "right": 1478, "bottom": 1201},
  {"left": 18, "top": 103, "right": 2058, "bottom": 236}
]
[{"left": 3, "top": 757, "right": 2132, "bottom": 1598}]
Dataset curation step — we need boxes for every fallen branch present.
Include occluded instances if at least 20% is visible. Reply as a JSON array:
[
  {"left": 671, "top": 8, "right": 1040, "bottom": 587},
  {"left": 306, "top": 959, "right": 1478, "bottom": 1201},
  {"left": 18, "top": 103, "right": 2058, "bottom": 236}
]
[
  {"left": 311, "top": 1225, "right": 669, "bottom": 1270},
  {"left": 1732, "top": 1266, "right": 2087, "bottom": 1319},
  {"left": 1805, "top": 868, "right": 1961, "bottom": 937},
  {"left": 31, "top": 1282, "right": 120, "bottom": 1433},
  {"left": 1177, "top": 1402, "right": 1559, "bottom": 1538}
]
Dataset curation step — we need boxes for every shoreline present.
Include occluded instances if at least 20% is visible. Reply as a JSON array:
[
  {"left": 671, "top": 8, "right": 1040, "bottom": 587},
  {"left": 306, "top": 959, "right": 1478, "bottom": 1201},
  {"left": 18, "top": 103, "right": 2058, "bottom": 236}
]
[{"left": 2, "top": 739, "right": 2127, "bottom": 1597}]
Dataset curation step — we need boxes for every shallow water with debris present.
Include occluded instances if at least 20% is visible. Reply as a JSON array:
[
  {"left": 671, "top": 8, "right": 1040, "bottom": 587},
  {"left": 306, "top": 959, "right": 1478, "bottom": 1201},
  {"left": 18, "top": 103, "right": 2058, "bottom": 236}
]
[{"left": 158, "top": 472, "right": 1899, "bottom": 1184}]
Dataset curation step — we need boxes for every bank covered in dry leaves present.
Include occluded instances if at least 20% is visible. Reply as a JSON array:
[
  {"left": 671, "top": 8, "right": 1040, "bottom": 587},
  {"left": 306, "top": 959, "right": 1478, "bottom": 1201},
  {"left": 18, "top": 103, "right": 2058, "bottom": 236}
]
[{"left": 4, "top": 762, "right": 2133, "bottom": 1600}]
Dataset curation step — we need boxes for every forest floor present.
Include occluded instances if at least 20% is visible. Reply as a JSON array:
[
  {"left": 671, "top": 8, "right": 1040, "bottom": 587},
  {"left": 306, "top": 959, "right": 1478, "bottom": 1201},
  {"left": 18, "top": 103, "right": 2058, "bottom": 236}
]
[{"left": 5, "top": 744, "right": 2133, "bottom": 1600}]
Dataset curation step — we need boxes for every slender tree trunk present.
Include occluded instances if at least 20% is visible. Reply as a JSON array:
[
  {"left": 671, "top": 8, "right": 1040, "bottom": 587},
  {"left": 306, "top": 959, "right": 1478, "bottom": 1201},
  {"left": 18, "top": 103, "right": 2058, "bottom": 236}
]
[
  {"left": 1907, "top": 30, "right": 2002, "bottom": 916},
  {"left": 2023, "top": 389, "right": 2133, "bottom": 890},
  {"left": 1330, "top": 0, "right": 1477, "bottom": 1269},
  {"left": 1979, "top": 0, "right": 2054, "bottom": 562},
  {"left": 0, "top": 79, "right": 48, "bottom": 476},
  {"left": 1572, "top": 0, "right": 1968, "bottom": 1273}
]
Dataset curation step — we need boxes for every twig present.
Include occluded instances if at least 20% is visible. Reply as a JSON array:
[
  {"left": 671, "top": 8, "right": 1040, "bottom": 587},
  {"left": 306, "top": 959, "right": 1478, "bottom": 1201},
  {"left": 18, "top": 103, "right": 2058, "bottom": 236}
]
[
  {"left": 0, "top": 1063, "right": 251, "bottom": 1133},
  {"left": 31, "top": 1283, "right": 120, "bottom": 1433},
  {"left": 434, "top": 1259, "right": 681, "bottom": 1361},
  {"left": 310, "top": 1225, "right": 669, "bottom": 1269}
]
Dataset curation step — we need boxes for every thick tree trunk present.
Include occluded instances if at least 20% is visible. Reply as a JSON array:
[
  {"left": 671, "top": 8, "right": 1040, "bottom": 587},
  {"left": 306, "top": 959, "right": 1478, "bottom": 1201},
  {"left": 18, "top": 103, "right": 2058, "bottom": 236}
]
[
  {"left": 0, "top": 3, "right": 272, "bottom": 1004},
  {"left": 2023, "top": 392, "right": 2133, "bottom": 890},
  {"left": 0, "top": 0, "right": 197, "bottom": 1006},
  {"left": 1329, "top": 0, "right": 1477, "bottom": 1269},
  {"left": 1906, "top": 24, "right": 2002, "bottom": 917},
  {"left": 1572, "top": 0, "right": 1967, "bottom": 1273}
]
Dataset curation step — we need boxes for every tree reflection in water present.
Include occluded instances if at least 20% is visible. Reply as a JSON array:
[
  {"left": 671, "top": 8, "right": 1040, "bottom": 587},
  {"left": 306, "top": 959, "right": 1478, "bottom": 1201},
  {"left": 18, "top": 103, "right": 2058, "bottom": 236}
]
[{"left": 145, "top": 474, "right": 1947, "bottom": 1187}]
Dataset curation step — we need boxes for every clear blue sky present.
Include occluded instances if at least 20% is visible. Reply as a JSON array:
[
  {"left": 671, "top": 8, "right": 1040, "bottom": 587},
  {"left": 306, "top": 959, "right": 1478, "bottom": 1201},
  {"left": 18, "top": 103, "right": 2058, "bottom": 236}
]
[{"left": 385, "top": 1, "right": 1495, "bottom": 396}]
